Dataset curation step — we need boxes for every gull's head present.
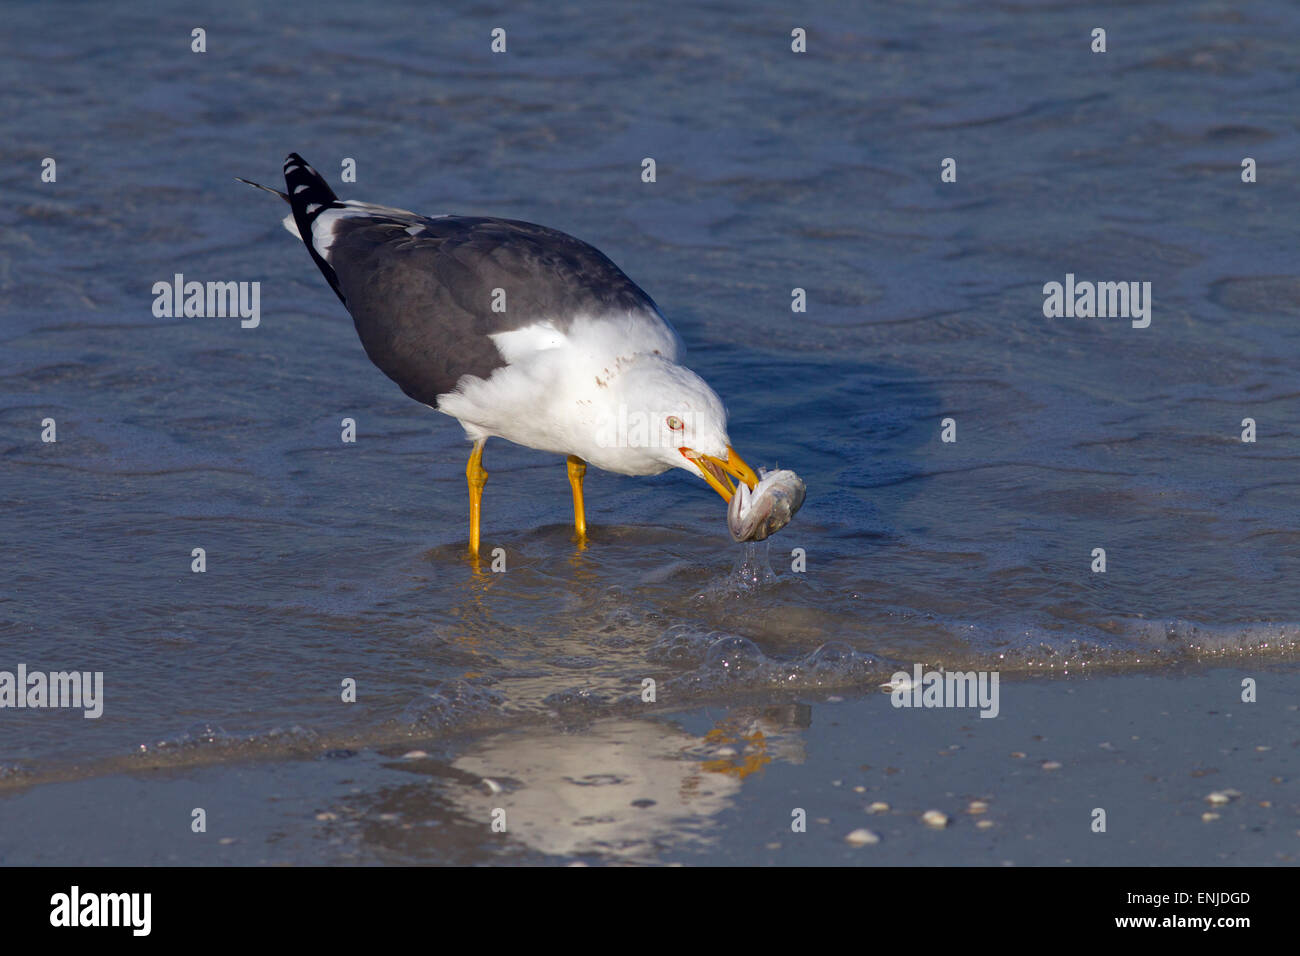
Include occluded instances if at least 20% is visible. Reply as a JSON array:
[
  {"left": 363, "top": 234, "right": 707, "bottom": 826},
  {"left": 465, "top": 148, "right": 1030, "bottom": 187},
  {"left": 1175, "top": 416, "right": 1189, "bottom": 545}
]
[{"left": 589, "top": 354, "right": 759, "bottom": 501}]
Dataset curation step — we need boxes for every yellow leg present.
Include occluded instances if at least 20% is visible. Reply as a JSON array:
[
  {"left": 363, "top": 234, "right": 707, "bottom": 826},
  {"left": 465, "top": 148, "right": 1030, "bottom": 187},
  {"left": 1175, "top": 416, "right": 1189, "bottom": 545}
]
[
  {"left": 567, "top": 455, "right": 587, "bottom": 538},
  {"left": 467, "top": 439, "right": 488, "bottom": 557}
]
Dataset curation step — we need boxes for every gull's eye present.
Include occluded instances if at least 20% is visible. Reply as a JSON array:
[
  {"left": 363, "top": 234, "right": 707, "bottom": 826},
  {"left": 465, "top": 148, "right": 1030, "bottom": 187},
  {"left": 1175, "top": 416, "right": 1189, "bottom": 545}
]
[{"left": 666, "top": 416, "right": 684, "bottom": 431}]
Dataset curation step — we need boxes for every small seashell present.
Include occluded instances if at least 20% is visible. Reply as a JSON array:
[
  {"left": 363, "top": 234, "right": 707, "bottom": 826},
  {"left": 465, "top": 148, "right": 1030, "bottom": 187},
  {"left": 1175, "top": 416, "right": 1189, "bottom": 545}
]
[
  {"left": 845, "top": 828, "right": 881, "bottom": 846},
  {"left": 921, "top": 809, "right": 949, "bottom": 829},
  {"left": 866, "top": 801, "right": 890, "bottom": 814},
  {"left": 1205, "top": 791, "right": 1233, "bottom": 805},
  {"left": 967, "top": 800, "right": 989, "bottom": 814}
]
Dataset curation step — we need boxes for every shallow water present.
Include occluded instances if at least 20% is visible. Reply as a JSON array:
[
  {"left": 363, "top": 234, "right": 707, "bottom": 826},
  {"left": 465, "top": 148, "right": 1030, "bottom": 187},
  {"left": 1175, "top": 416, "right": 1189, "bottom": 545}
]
[{"left": 2, "top": 0, "right": 1299, "bottom": 788}]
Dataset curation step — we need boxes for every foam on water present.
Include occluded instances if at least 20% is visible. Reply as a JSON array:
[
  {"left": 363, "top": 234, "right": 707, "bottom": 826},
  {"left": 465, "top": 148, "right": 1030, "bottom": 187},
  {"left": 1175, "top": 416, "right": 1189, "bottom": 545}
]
[
  {"left": 399, "top": 681, "right": 511, "bottom": 732},
  {"left": 135, "top": 722, "right": 320, "bottom": 755}
]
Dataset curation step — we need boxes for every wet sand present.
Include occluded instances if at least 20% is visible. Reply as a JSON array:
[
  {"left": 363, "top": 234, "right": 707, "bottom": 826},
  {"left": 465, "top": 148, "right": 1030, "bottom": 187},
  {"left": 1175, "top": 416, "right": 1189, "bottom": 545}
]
[{"left": 3, "top": 665, "right": 1295, "bottom": 866}]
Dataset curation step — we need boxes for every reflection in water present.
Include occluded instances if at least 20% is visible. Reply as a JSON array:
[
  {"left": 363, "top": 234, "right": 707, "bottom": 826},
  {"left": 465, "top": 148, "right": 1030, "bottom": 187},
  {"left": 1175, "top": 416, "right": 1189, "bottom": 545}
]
[{"left": 441, "top": 707, "right": 810, "bottom": 861}]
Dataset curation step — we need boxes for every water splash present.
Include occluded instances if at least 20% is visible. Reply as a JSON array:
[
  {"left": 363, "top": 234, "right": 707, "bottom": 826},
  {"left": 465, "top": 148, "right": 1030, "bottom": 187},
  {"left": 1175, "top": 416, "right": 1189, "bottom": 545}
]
[{"left": 693, "top": 541, "right": 779, "bottom": 604}]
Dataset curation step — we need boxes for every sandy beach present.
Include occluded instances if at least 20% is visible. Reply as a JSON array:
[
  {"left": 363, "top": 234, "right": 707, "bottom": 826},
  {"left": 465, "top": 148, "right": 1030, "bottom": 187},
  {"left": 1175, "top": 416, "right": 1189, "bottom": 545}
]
[{"left": 3, "top": 664, "right": 1294, "bottom": 865}]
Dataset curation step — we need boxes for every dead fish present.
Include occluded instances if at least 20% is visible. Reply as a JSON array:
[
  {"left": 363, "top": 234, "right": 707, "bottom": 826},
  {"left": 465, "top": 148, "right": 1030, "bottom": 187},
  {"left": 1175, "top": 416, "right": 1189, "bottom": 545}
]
[{"left": 727, "top": 469, "right": 806, "bottom": 542}]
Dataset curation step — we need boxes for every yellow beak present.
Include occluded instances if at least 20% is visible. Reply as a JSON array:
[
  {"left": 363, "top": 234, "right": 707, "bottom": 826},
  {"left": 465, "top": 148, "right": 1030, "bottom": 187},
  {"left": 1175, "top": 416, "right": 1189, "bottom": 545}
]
[{"left": 680, "top": 445, "right": 760, "bottom": 502}]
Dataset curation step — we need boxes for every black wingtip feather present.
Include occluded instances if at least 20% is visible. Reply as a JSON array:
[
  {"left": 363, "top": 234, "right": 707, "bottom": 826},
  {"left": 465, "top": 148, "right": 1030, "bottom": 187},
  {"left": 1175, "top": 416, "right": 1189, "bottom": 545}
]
[
  {"left": 283, "top": 153, "right": 340, "bottom": 227},
  {"left": 282, "top": 153, "right": 346, "bottom": 305}
]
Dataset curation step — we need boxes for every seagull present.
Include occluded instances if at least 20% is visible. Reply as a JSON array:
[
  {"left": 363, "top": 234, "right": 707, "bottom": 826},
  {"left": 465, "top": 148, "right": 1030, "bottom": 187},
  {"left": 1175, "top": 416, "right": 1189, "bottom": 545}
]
[{"left": 240, "top": 154, "right": 760, "bottom": 558}]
